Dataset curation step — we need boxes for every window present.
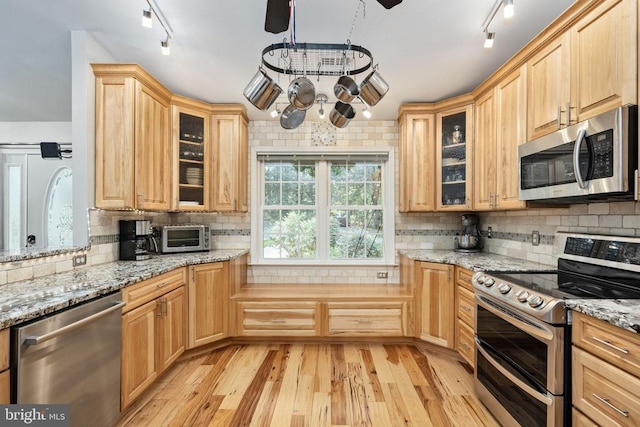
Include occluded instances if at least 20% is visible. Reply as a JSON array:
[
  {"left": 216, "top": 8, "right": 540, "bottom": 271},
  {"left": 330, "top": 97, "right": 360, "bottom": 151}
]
[{"left": 254, "top": 149, "right": 394, "bottom": 264}]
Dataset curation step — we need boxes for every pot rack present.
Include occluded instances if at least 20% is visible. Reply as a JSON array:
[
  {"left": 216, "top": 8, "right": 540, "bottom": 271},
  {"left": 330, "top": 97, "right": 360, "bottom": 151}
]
[{"left": 262, "top": 41, "right": 374, "bottom": 76}]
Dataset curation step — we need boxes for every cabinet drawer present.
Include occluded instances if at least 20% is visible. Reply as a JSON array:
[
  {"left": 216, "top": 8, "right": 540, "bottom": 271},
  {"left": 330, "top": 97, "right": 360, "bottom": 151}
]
[
  {"left": 327, "top": 302, "right": 404, "bottom": 337},
  {"left": 457, "top": 285, "right": 475, "bottom": 327},
  {"left": 0, "top": 329, "right": 9, "bottom": 371},
  {"left": 573, "top": 409, "right": 598, "bottom": 427},
  {"left": 455, "top": 267, "right": 474, "bottom": 291},
  {"left": 572, "top": 311, "right": 640, "bottom": 377},
  {"left": 457, "top": 319, "right": 475, "bottom": 368},
  {"left": 0, "top": 370, "right": 9, "bottom": 404},
  {"left": 237, "top": 302, "right": 320, "bottom": 337},
  {"left": 573, "top": 347, "right": 640, "bottom": 427},
  {"left": 122, "top": 269, "right": 187, "bottom": 313}
]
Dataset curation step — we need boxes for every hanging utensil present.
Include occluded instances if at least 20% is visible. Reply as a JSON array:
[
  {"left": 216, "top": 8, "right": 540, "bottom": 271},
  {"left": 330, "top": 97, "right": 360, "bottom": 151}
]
[
  {"left": 333, "top": 49, "right": 360, "bottom": 103},
  {"left": 359, "top": 65, "right": 389, "bottom": 106},
  {"left": 280, "top": 104, "right": 306, "bottom": 129},
  {"left": 243, "top": 68, "right": 283, "bottom": 111},
  {"left": 287, "top": 51, "right": 315, "bottom": 110},
  {"left": 329, "top": 101, "right": 355, "bottom": 128}
]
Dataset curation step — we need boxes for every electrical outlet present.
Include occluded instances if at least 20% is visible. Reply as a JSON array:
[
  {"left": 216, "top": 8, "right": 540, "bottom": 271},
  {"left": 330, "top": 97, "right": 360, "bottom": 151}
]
[
  {"left": 377, "top": 271, "right": 388, "bottom": 279},
  {"left": 73, "top": 254, "right": 87, "bottom": 267},
  {"left": 487, "top": 226, "right": 492, "bottom": 238},
  {"left": 532, "top": 231, "right": 540, "bottom": 246}
]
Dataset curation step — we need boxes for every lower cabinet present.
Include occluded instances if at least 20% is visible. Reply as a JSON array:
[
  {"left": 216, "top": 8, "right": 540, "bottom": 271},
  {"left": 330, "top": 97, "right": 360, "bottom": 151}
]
[
  {"left": 327, "top": 302, "right": 405, "bottom": 337},
  {"left": 415, "top": 261, "right": 456, "bottom": 348},
  {"left": 236, "top": 301, "right": 321, "bottom": 337},
  {"left": 121, "top": 271, "right": 186, "bottom": 409},
  {"left": 0, "top": 329, "right": 9, "bottom": 404},
  {"left": 187, "top": 262, "right": 229, "bottom": 348},
  {"left": 455, "top": 267, "right": 476, "bottom": 367}
]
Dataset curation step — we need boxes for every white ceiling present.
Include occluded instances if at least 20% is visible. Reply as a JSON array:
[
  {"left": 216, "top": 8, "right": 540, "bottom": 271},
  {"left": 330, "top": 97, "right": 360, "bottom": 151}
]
[{"left": 1, "top": 0, "right": 575, "bottom": 123}]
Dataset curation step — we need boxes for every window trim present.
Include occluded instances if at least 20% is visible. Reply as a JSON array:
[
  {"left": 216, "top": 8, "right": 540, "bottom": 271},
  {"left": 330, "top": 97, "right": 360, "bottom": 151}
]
[{"left": 251, "top": 146, "right": 395, "bottom": 266}]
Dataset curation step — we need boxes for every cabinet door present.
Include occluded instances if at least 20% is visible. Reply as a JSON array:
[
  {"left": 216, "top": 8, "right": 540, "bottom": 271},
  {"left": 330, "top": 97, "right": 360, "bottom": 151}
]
[
  {"left": 571, "top": 0, "right": 637, "bottom": 121},
  {"left": 473, "top": 89, "right": 496, "bottom": 211},
  {"left": 157, "top": 286, "right": 186, "bottom": 372},
  {"left": 436, "top": 105, "right": 473, "bottom": 211},
  {"left": 236, "top": 115, "right": 249, "bottom": 212},
  {"left": 527, "top": 33, "right": 571, "bottom": 140},
  {"left": 402, "top": 113, "right": 436, "bottom": 212},
  {"left": 212, "top": 114, "right": 241, "bottom": 212},
  {"left": 121, "top": 299, "right": 158, "bottom": 409},
  {"left": 135, "top": 80, "right": 171, "bottom": 210},
  {"left": 416, "top": 262, "right": 455, "bottom": 348},
  {"left": 495, "top": 65, "right": 527, "bottom": 210},
  {"left": 95, "top": 76, "right": 136, "bottom": 209},
  {"left": 188, "top": 262, "right": 229, "bottom": 348}
]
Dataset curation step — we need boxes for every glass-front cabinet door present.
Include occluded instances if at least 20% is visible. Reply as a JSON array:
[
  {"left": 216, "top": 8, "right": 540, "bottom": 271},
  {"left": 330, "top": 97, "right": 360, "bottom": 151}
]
[
  {"left": 436, "top": 104, "right": 473, "bottom": 211},
  {"left": 172, "top": 100, "right": 211, "bottom": 211}
]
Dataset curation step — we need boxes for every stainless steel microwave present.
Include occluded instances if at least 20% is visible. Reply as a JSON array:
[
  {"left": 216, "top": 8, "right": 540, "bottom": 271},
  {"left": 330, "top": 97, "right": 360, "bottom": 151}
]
[
  {"left": 518, "top": 105, "right": 638, "bottom": 203},
  {"left": 154, "top": 224, "right": 211, "bottom": 254}
]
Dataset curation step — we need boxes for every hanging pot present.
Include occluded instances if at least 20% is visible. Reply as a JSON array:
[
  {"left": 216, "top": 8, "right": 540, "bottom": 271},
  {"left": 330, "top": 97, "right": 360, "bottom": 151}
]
[
  {"left": 333, "top": 75, "right": 360, "bottom": 103},
  {"left": 359, "top": 68, "right": 389, "bottom": 106},
  {"left": 329, "top": 101, "right": 355, "bottom": 128},
  {"left": 280, "top": 104, "right": 306, "bottom": 129},
  {"left": 243, "top": 68, "right": 283, "bottom": 111},
  {"left": 287, "top": 77, "right": 316, "bottom": 110}
]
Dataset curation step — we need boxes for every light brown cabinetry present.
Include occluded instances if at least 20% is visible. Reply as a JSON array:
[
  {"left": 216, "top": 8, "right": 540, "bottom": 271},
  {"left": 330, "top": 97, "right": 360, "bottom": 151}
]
[
  {"left": 415, "top": 261, "right": 455, "bottom": 348},
  {"left": 121, "top": 269, "right": 187, "bottom": 409},
  {"left": 0, "top": 329, "right": 9, "bottom": 404},
  {"left": 236, "top": 301, "right": 321, "bottom": 337},
  {"left": 473, "top": 89, "right": 497, "bottom": 210},
  {"left": 93, "top": 64, "right": 172, "bottom": 210},
  {"left": 455, "top": 267, "right": 475, "bottom": 367},
  {"left": 187, "top": 262, "right": 229, "bottom": 348},
  {"left": 398, "top": 106, "right": 436, "bottom": 212},
  {"left": 211, "top": 106, "right": 249, "bottom": 212},
  {"left": 436, "top": 104, "right": 473, "bottom": 211},
  {"left": 528, "top": 0, "right": 637, "bottom": 140},
  {"left": 171, "top": 95, "right": 212, "bottom": 211},
  {"left": 327, "top": 302, "right": 406, "bottom": 337},
  {"left": 572, "top": 311, "right": 640, "bottom": 426}
]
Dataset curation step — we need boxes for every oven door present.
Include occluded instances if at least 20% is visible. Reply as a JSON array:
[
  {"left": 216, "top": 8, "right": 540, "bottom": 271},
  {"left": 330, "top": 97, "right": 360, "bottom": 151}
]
[{"left": 474, "top": 292, "right": 566, "bottom": 427}]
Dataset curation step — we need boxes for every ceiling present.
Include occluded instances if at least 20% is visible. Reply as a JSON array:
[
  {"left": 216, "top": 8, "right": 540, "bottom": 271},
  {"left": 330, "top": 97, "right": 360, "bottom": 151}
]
[{"left": 1, "top": 0, "right": 575, "bottom": 123}]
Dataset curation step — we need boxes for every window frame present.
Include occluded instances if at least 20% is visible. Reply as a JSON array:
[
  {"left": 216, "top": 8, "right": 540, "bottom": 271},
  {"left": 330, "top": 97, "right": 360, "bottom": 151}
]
[{"left": 251, "top": 146, "right": 395, "bottom": 266}]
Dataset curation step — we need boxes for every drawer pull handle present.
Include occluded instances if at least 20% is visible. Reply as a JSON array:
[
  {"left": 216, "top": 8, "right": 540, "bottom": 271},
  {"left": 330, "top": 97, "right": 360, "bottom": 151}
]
[
  {"left": 271, "top": 319, "right": 286, "bottom": 324},
  {"left": 460, "top": 306, "right": 471, "bottom": 313},
  {"left": 356, "top": 319, "right": 373, "bottom": 324},
  {"left": 460, "top": 343, "right": 470, "bottom": 351},
  {"left": 156, "top": 282, "right": 169, "bottom": 289},
  {"left": 592, "top": 336, "right": 629, "bottom": 354},
  {"left": 592, "top": 394, "right": 629, "bottom": 417}
]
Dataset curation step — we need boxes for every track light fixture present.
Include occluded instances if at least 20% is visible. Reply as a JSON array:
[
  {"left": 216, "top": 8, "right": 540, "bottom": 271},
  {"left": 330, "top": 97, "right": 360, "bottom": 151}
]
[
  {"left": 141, "top": 0, "right": 174, "bottom": 55},
  {"left": 484, "top": 31, "right": 495, "bottom": 49},
  {"left": 481, "top": 0, "right": 514, "bottom": 48},
  {"left": 142, "top": 9, "right": 152, "bottom": 28},
  {"left": 161, "top": 37, "right": 170, "bottom": 55},
  {"left": 503, "top": 0, "right": 514, "bottom": 19}
]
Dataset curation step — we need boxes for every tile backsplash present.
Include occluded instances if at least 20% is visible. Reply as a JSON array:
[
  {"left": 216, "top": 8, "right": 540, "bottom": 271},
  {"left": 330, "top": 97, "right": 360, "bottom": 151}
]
[{"left": 3, "top": 120, "right": 640, "bottom": 285}]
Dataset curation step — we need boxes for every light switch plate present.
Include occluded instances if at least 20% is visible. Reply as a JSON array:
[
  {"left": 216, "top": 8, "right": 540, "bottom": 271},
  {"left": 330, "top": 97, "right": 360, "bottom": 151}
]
[
  {"left": 73, "top": 254, "right": 87, "bottom": 267},
  {"left": 532, "top": 231, "right": 540, "bottom": 246}
]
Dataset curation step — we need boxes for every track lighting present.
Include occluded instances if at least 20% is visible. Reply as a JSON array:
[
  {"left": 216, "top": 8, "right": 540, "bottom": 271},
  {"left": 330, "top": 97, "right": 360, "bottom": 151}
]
[
  {"left": 484, "top": 31, "right": 495, "bottom": 49},
  {"left": 161, "top": 37, "right": 170, "bottom": 55},
  {"left": 142, "top": 9, "right": 153, "bottom": 28},
  {"left": 503, "top": 0, "right": 514, "bottom": 19}
]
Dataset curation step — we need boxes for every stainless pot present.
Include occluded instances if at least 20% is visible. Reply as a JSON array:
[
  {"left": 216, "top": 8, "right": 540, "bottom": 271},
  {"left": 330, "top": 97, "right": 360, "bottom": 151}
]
[
  {"left": 329, "top": 101, "right": 355, "bottom": 128},
  {"left": 454, "top": 234, "right": 479, "bottom": 249},
  {"left": 243, "top": 69, "right": 283, "bottom": 111},
  {"left": 359, "top": 68, "right": 389, "bottom": 106},
  {"left": 333, "top": 75, "right": 360, "bottom": 103},
  {"left": 280, "top": 104, "right": 306, "bottom": 129},
  {"left": 287, "top": 77, "right": 316, "bottom": 110}
]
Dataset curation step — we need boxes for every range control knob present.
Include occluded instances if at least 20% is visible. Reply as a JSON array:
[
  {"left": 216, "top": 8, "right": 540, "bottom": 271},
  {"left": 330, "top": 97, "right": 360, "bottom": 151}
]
[
  {"left": 498, "top": 283, "right": 512, "bottom": 294},
  {"left": 516, "top": 291, "right": 530, "bottom": 302},
  {"left": 527, "top": 295, "right": 544, "bottom": 308},
  {"left": 476, "top": 275, "right": 486, "bottom": 285},
  {"left": 483, "top": 278, "right": 495, "bottom": 288}
]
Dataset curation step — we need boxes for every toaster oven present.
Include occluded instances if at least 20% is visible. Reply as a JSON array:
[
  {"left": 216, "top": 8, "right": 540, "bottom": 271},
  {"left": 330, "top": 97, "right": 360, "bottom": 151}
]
[{"left": 154, "top": 224, "right": 210, "bottom": 254}]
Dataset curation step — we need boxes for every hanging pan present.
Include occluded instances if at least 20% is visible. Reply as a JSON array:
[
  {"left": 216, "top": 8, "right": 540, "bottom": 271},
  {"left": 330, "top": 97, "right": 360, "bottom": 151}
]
[
  {"left": 359, "top": 66, "right": 389, "bottom": 106},
  {"left": 329, "top": 101, "right": 355, "bottom": 128},
  {"left": 280, "top": 104, "right": 306, "bottom": 129},
  {"left": 243, "top": 68, "right": 283, "bottom": 111},
  {"left": 287, "top": 51, "right": 316, "bottom": 110}
]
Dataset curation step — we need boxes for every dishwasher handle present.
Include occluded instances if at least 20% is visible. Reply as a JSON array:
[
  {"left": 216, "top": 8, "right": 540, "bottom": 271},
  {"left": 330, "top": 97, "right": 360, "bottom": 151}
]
[{"left": 24, "top": 301, "right": 125, "bottom": 346}]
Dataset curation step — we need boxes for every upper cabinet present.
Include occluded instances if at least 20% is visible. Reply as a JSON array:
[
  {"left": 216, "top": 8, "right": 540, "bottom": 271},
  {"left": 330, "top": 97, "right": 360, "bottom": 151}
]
[
  {"left": 398, "top": 105, "right": 436, "bottom": 212},
  {"left": 436, "top": 103, "right": 473, "bottom": 211},
  {"left": 211, "top": 106, "right": 249, "bottom": 213},
  {"left": 171, "top": 95, "right": 212, "bottom": 211},
  {"left": 528, "top": 0, "right": 637, "bottom": 140},
  {"left": 93, "top": 64, "right": 172, "bottom": 210},
  {"left": 473, "top": 89, "right": 496, "bottom": 211}
]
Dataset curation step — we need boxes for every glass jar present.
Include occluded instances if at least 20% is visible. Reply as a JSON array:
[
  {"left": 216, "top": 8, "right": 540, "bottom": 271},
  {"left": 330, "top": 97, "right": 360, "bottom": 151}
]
[{"left": 452, "top": 125, "right": 462, "bottom": 144}]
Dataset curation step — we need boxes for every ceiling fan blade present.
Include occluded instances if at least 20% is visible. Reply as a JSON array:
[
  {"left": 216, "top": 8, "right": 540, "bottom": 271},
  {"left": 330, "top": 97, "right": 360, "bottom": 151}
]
[
  {"left": 265, "top": 0, "right": 290, "bottom": 34},
  {"left": 376, "top": 0, "right": 403, "bottom": 9}
]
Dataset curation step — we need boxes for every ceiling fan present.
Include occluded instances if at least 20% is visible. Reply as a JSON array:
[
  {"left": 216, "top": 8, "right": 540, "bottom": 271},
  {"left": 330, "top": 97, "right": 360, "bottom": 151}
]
[{"left": 265, "top": 0, "right": 403, "bottom": 34}]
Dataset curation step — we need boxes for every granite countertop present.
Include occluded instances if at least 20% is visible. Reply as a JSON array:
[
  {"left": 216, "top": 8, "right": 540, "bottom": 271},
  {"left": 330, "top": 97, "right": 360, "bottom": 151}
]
[
  {"left": 565, "top": 300, "right": 640, "bottom": 334},
  {"left": 399, "top": 249, "right": 556, "bottom": 273},
  {"left": 0, "top": 249, "right": 248, "bottom": 329}
]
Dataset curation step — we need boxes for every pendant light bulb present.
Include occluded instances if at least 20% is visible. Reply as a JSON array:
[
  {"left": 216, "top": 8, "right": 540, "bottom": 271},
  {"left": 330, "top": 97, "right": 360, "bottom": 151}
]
[
  {"left": 484, "top": 31, "right": 495, "bottom": 49},
  {"left": 503, "top": 0, "right": 514, "bottom": 19},
  {"left": 319, "top": 104, "right": 325, "bottom": 120},
  {"left": 142, "top": 9, "right": 153, "bottom": 28},
  {"left": 362, "top": 107, "right": 372, "bottom": 119},
  {"left": 161, "top": 37, "right": 170, "bottom": 55},
  {"left": 270, "top": 107, "right": 280, "bottom": 118}
]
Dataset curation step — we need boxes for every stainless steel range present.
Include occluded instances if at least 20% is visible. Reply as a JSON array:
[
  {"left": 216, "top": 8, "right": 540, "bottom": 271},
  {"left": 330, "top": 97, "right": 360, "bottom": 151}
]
[{"left": 472, "top": 232, "right": 640, "bottom": 427}]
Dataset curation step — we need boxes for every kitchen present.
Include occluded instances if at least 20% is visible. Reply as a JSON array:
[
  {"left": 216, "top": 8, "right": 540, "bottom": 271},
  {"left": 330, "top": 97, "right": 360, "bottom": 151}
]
[{"left": 1, "top": 0, "right": 640, "bottom": 426}]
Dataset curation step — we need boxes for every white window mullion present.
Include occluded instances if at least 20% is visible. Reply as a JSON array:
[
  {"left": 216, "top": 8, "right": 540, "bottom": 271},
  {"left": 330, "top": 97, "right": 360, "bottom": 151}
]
[{"left": 316, "top": 161, "right": 329, "bottom": 259}]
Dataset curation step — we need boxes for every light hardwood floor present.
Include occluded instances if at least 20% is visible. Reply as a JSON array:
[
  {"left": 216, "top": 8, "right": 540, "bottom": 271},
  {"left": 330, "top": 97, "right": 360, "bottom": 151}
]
[{"left": 117, "top": 343, "right": 499, "bottom": 427}]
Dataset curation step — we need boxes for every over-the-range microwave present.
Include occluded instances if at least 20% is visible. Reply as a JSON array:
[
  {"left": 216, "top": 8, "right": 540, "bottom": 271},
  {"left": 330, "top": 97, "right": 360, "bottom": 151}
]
[
  {"left": 153, "top": 224, "right": 211, "bottom": 254},
  {"left": 518, "top": 105, "right": 638, "bottom": 203}
]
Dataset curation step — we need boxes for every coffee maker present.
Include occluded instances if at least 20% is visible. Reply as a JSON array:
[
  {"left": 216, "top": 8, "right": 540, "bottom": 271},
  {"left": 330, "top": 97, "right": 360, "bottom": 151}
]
[
  {"left": 119, "top": 220, "right": 157, "bottom": 260},
  {"left": 454, "top": 214, "right": 482, "bottom": 253}
]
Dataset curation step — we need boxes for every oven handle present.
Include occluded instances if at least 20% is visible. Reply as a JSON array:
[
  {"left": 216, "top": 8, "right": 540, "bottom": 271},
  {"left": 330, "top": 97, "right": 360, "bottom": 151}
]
[
  {"left": 476, "top": 340, "right": 553, "bottom": 406},
  {"left": 475, "top": 294, "right": 554, "bottom": 344}
]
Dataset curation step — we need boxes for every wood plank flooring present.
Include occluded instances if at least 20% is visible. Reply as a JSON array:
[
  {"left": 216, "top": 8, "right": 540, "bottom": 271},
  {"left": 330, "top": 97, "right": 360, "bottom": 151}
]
[{"left": 117, "top": 344, "right": 499, "bottom": 427}]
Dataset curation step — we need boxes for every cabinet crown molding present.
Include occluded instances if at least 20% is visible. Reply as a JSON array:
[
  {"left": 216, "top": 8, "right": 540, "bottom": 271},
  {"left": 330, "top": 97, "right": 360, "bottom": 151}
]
[{"left": 91, "top": 63, "right": 173, "bottom": 100}]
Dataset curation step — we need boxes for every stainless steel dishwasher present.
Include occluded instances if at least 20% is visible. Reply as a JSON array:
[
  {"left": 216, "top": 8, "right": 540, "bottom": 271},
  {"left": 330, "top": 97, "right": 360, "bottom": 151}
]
[{"left": 11, "top": 292, "right": 124, "bottom": 427}]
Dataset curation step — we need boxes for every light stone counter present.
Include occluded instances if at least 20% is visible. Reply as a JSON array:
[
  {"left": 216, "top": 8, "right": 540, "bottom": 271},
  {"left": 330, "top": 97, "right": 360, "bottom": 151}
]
[
  {"left": 566, "top": 299, "right": 640, "bottom": 334},
  {"left": 0, "top": 249, "right": 248, "bottom": 329},
  {"left": 399, "top": 249, "right": 556, "bottom": 273}
]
